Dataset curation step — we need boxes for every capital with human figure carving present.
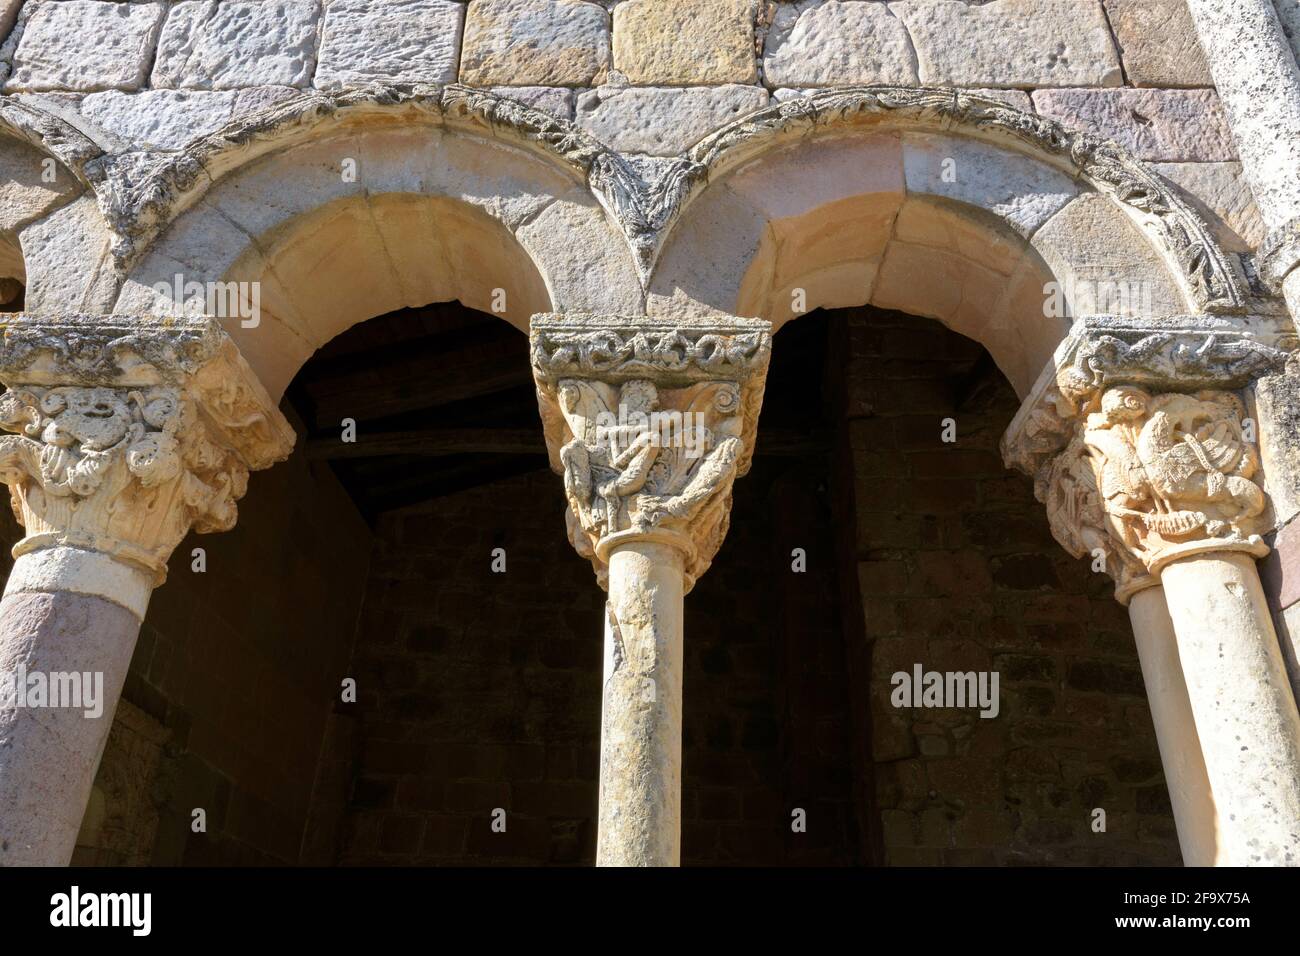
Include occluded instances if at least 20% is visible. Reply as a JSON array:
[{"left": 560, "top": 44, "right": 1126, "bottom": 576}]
[{"left": 530, "top": 313, "right": 771, "bottom": 591}]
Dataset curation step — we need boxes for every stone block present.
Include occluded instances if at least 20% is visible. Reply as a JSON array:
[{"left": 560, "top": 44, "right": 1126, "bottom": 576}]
[
  {"left": 0, "top": 136, "right": 79, "bottom": 232},
  {"left": 488, "top": 86, "right": 576, "bottom": 122},
  {"left": 1032, "top": 88, "right": 1235, "bottom": 161},
  {"left": 460, "top": 0, "right": 610, "bottom": 87},
  {"left": 1151, "top": 161, "right": 1265, "bottom": 249},
  {"left": 574, "top": 84, "right": 767, "bottom": 155},
  {"left": 1103, "top": 0, "right": 1212, "bottom": 87},
  {"left": 152, "top": 0, "right": 320, "bottom": 90},
  {"left": 316, "top": 0, "right": 462, "bottom": 89},
  {"left": 613, "top": 0, "right": 758, "bottom": 85},
  {"left": 6, "top": 1, "right": 165, "bottom": 93},
  {"left": 889, "top": 0, "right": 1123, "bottom": 89},
  {"left": 77, "top": 88, "right": 299, "bottom": 150},
  {"left": 901, "top": 132, "right": 1079, "bottom": 238},
  {"left": 1028, "top": 192, "right": 1185, "bottom": 317},
  {"left": 763, "top": 0, "right": 918, "bottom": 87},
  {"left": 18, "top": 195, "right": 118, "bottom": 311}
]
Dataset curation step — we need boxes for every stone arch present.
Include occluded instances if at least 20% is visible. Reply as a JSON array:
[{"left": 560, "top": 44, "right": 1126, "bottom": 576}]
[
  {"left": 0, "top": 99, "right": 104, "bottom": 307},
  {"left": 111, "top": 88, "right": 644, "bottom": 400},
  {"left": 647, "top": 88, "right": 1255, "bottom": 396}
]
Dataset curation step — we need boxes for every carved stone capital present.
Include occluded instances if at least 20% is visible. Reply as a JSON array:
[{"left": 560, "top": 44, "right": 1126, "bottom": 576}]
[
  {"left": 0, "top": 314, "right": 296, "bottom": 583},
  {"left": 1002, "top": 315, "right": 1288, "bottom": 601},
  {"left": 530, "top": 313, "right": 771, "bottom": 591}
]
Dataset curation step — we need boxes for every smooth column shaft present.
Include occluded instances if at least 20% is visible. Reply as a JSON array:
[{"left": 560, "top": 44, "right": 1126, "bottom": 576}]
[
  {"left": 1160, "top": 552, "right": 1300, "bottom": 865},
  {"left": 1127, "top": 586, "right": 1219, "bottom": 866},
  {"left": 597, "top": 542, "right": 685, "bottom": 866},
  {"left": 0, "top": 548, "right": 151, "bottom": 865}
]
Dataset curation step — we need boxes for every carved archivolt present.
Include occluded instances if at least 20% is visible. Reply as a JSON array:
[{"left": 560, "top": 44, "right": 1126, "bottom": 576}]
[
  {"left": 681, "top": 88, "right": 1248, "bottom": 313},
  {"left": 64, "top": 84, "right": 1247, "bottom": 311},
  {"left": 0, "top": 315, "right": 295, "bottom": 581},
  {"left": 531, "top": 313, "right": 770, "bottom": 590}
]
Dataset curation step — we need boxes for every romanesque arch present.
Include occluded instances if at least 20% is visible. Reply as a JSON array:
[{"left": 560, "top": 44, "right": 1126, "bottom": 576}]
[
  {"left": 646, "top": 88, "right": 1264, "bottom": 396},
  {"left": 101, "top": 87, "right": 643, "bottom": 398}
]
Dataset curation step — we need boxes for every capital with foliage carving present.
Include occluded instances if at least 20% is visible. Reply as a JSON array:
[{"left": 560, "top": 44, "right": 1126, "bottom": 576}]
[
  {"left": 0, "top": 314, "right": 296, "bottom": 583},
  {"left": 530, "top": 313, "right": 771, "bottom": 591}
]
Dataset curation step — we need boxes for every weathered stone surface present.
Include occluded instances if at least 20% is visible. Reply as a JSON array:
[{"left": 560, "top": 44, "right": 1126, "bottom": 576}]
[
  {"left": 460, "top": 0, "right": 610, "bottom": 87},
  {"left": 6, "top": 1, "right": 165, "bottom": 93},
  {"left": 613, "top": 0, "right": 757, "bottom": 85},
  {"left": 1151, "top": 161, "right": 1266, "bottom": 249},
  {"left": 1032, "top": 88, "right": 1236, "bottom": 161},
  {"left": 77, "top": 88, "right": 299, "bottom": 150},
  {"left": 316, "top": 0, "right": 463, "bottom": 89},
  {"left": 488, "top": 85, "right": 576, "bottom": 122},
  {"left": 1029, "top": 193, "right": 1185, "bottom": 316},
  {"left": 1274, "top": 0, "right": 1300, "bottom": 72},
  {"left": 18, "top": 195, "right": 120, "bottom": 312},
  {"left": 763, "top": 0, "right": 918, "bottom": 87},
  {"left": 1161, "top": 553, "right": 1300, "bottom": 866},
  {"left": 889, "top": 0, "right": 1123, "bottom": 89},
  {"left": 0, "top": 0, "right": 21, "bottom": 40},
  {"left": 1103, "top": 0, "right": 1212, "bottom": 87},
  {"left": 575, "top": 84, "right": 767, "bottom": 154},
  {"left": 0, "top": 588, "right": 143, "bottom": 864},
  {"left": 902, "top": 133, "right": 1079, "bottom": 238},
  {"left": 0, "top": 136, "right": 79, "bottom": 232},
  {"left": 516, "top": 198, "right": 644, "bottom": 313},
  {"left": 152, "top": 0, "right": 320, "bottom": 90}
]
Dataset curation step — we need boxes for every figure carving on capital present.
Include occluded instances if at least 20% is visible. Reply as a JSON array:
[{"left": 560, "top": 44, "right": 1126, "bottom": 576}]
[
  {"left": 555, "top": 377, "right": 743, "bottom": 586},
  {"left": 1046, "top": 385, "right": 1269, "bottom": 596}
]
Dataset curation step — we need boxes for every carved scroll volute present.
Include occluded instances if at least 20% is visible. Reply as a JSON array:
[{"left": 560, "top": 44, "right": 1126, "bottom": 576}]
[
  {"left": 530, "top": 313, "right": 771, "bottom": 591},
  {"left": 0, "top": 316, "right": 296, "bottom": 584}
]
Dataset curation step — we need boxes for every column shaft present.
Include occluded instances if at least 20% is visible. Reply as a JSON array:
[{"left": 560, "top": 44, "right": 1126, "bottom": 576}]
[
  {"left": 1127, "top": 586, "right": 1219, "bottom": 866},
  {"left": 1159, "top": 552, "right": 1300, "bottom": 865},
  {"left": 596, "top": 541, "right": 685, "bottom": 867},
  {"left": 0, "top": 548, "right": 152, "bottom": 865}
]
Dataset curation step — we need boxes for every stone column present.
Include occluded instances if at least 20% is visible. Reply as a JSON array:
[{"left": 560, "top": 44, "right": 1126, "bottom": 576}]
[
  {"left": 1003, "top": 315, "right": 1300, "bottom": 865},
  {"left": 1186, "top": 0, "right": 1300, "bottom": 317},
  {"left": 530, "top": 312, "right": 771, "bottom": 866},
  {"left": 599, "top": 539, "right": 686, "bottom": 865},
  {"left": 1159, "top": 553, "right": 1300, "bottom": 864},
  {"left": 0, "top": 314, "right": 294, "bottom": 865},
  {"left": 1127, "top": 586, "right": 1219, "bottom": 866}
]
